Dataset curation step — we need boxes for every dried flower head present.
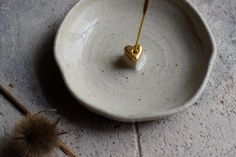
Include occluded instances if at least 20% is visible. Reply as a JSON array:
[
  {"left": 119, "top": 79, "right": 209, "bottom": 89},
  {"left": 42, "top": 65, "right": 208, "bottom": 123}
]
[{"left": 11, "top": 114, "right": 60, "bottom": 157}]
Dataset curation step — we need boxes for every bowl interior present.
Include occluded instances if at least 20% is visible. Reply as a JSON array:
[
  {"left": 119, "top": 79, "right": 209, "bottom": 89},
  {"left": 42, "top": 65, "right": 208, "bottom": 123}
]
[{"left": 55, "top": 0, "right": 214, "bottom": 121}]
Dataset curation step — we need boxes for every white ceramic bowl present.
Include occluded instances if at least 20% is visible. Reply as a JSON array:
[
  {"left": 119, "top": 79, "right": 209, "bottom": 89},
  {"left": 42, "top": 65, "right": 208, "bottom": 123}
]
[{"left": 54, "top": 0, "right": 216, "bottom": 122}]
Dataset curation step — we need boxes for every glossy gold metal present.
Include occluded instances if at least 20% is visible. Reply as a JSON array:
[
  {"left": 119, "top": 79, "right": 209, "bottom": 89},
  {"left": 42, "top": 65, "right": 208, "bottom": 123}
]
[
  {"left": 134, "top": 13, "right": 146, "bottom": 52},
  {"left": 134, "top": 0, "right": 150, "bottom": 52},
  {"left": 124, "top": 45, "right": 143, "bottom": 62},
  {"left": 124, "top": 0, "right": 150, "bottom": 63}
]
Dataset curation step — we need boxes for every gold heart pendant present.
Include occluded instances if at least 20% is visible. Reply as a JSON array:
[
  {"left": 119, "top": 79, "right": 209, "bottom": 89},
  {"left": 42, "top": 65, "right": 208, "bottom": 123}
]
[{"left": 124, "top": 45, "right": 143, "bottom": 62}]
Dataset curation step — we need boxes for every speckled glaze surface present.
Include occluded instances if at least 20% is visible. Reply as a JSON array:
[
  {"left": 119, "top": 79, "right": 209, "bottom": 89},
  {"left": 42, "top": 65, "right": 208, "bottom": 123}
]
[{"left": 54, "top": 0, "right": 216, "bottom": 122}]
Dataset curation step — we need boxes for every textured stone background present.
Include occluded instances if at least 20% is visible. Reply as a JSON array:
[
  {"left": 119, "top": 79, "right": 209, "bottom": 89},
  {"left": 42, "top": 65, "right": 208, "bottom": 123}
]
[{"left": 0, "top": 0, "right": 236, "bottom": 156}]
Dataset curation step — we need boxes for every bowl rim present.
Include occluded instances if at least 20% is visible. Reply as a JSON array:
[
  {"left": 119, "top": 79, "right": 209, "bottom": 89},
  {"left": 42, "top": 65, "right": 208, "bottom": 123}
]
[{"left": 54, "top": 0, "right": 217, "bottom": 122}]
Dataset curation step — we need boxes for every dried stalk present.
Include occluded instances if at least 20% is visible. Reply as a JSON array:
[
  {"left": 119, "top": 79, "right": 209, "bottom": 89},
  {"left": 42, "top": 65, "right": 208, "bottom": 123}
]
[{"left": 0, "top": 84, "right": 78, "bottom": 157}]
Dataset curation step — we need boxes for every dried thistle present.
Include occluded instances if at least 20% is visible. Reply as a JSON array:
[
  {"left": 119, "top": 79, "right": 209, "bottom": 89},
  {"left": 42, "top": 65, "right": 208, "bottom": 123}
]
[
  {"left": 0, "top": 84, "right": 77, "bottom": 157},
  {"left": 11, "top": 114, "right": 59, "bottom": 157}
]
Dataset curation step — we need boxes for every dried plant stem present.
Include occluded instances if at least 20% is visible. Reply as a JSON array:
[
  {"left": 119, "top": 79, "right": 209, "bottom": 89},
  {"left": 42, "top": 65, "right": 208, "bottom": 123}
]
[
  {"left": 57, "top": 140, "right": 77, "bottom": 157},
  {"left": 0, "top": 85, "right": 30, "bottom": 115},
  {"left": 0, "top": 84, "right": 78, "bottom": 157}
]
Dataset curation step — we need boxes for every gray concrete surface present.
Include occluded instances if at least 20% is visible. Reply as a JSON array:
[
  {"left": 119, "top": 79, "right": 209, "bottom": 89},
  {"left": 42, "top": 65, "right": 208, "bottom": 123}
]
[{"left": 0, "top": 0, "right": 236, "bottom": 156}]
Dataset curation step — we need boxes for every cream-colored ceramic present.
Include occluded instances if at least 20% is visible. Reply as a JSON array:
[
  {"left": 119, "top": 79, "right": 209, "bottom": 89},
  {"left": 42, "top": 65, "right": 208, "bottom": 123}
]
[{"left": 54, "top": 0, "right": 216, "bottom": 122}]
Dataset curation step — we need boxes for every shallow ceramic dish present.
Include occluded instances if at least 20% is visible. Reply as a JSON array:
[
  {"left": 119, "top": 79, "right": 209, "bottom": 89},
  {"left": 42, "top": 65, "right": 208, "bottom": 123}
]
[{"left": 54, "top": 0, "right": 216, "bottom": 122}]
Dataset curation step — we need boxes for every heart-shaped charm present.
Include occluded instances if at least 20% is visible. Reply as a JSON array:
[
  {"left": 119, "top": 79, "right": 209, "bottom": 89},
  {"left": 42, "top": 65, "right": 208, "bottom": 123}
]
[{"left": 124, "top": 44, "right": 143, "bottom": 62}]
